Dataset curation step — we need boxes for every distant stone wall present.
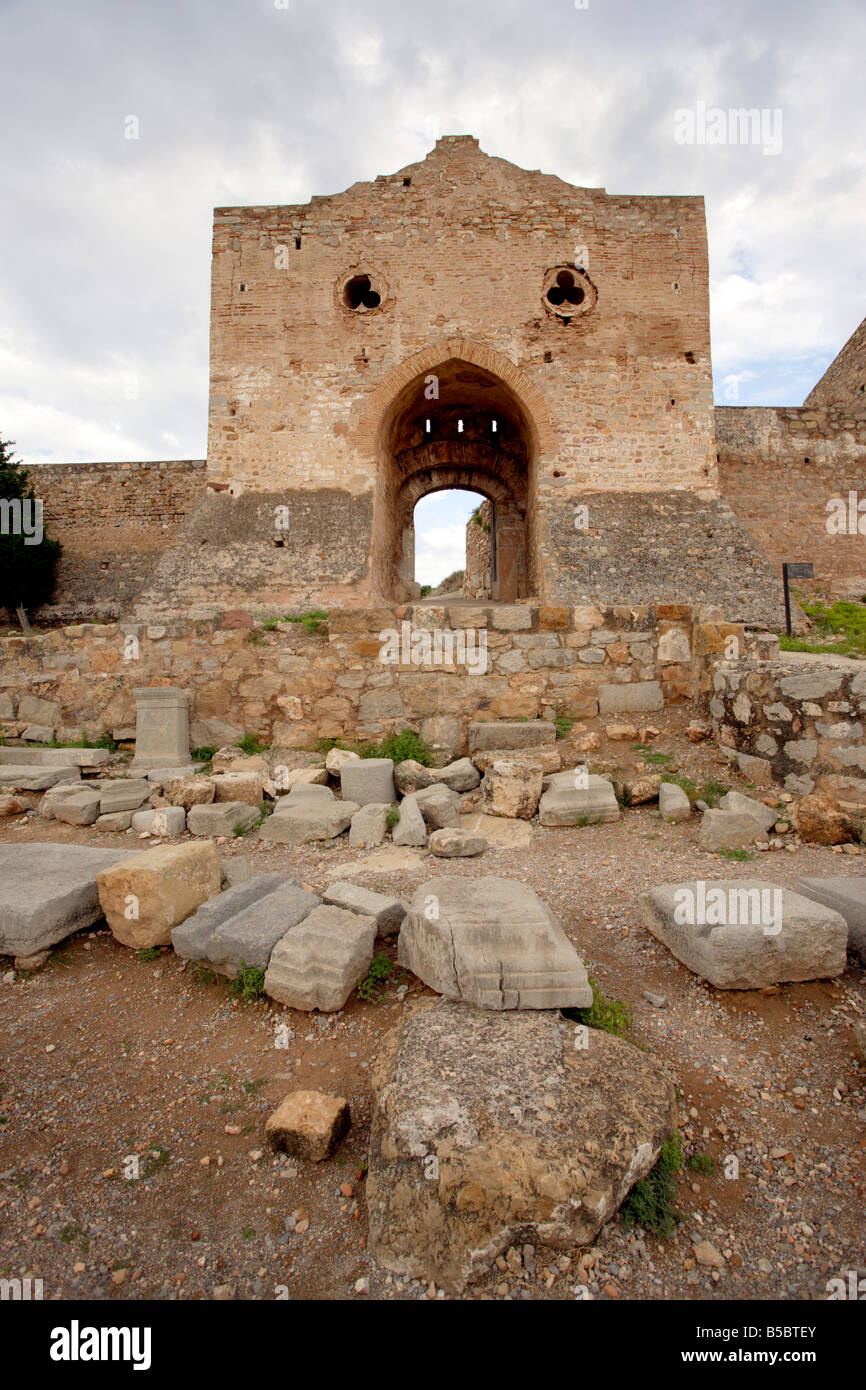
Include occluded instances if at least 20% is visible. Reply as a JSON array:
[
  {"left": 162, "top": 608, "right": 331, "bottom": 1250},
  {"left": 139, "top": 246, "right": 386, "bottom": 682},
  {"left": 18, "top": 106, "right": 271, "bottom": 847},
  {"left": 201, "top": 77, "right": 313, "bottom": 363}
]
[
  {"left": 23, "top": 460, "right": 207, "bottom": 621},
  {"left": 804, "top": 316, "right": 866, "bottom": 410},
  {"left": 464, "top": 501, "right": 491, "bottom": 597},
  {"left": 716, "top": 405, "right": 866, "bottom": 598},
  {"left": 0, "top": 603, "right": 740, "bottom": 753},
  {"left": 707, "top": 657, "right": 866, "bottom": 804}
]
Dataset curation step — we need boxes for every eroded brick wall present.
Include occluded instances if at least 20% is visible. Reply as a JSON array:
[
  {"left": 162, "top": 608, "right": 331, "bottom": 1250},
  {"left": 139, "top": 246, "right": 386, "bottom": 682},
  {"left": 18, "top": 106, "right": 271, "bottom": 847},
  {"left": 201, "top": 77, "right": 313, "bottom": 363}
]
[
  {"left": 804, "top": 315, "right": 866, "bottom": 410},
  {"left": 23, "top": 460, "right": 207, "bottom": 620},
  {"left": 716, "top": 406, "right": 866, "bottom": 597}
]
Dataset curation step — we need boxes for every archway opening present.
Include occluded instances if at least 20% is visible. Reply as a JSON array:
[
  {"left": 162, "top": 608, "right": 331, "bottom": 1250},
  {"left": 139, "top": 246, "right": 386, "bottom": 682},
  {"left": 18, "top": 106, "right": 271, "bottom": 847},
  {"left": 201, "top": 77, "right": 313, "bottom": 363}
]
[
  {"left": 411, "top": 488, "right": 487, "bottom": 599},
  {"left": 372, "top": 356, "right": 536, "bottom": 601}
]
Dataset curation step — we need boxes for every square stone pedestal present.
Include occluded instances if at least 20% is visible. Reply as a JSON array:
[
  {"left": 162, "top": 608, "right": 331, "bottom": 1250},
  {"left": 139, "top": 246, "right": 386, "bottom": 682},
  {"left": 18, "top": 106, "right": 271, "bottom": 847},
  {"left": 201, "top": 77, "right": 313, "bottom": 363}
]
[{"left": 130, "top": 687, "right": 192, "bottom": 772}]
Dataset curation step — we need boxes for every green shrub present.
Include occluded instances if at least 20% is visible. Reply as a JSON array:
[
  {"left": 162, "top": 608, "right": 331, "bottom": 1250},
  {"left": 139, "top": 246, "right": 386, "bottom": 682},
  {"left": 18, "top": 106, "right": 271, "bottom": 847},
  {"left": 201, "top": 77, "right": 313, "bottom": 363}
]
[
  {"left": 574, "top": 975, "right": 631, "bottom": 1038},
  {"left": 718, "top": 846, "right": 753, "bottom": 862},
  {"left": 385, "top": 806, "right": 399, "bottom": 830},
  {"left": 687, "top": 1151, "right": 715, "bottom": 1175},
  {"left": 230, "top": 964, "right": 266, "bottom": 1002},
  {"left": 357, "top": 953, "right": 393, "bottom": 1003},
  {"left": 261, "top": 617, "right": 280, "bottom": 631},
  {"left": 699, "top": 777, "right": 728, "bottom": 808},
  {"left": 554, "top": 714, "right": 574, "bottom": 740},
  {"left": 236, "top": 732, "right": 268, "bottom": 756},
  {"left": 284, "top": 609, "right": 329, "bottom": 637},
  {"left": 661, "top": 772, "right": 698, "bottom": 802},
  {"left": 620, "top": 1134, "right": 682, "bottom": 1236},
  {"left": 192, "top": 746, "right": 216, "bottom": 762},
  {"left": 363, "top": 730, "right": 432, "bottom": 766}
]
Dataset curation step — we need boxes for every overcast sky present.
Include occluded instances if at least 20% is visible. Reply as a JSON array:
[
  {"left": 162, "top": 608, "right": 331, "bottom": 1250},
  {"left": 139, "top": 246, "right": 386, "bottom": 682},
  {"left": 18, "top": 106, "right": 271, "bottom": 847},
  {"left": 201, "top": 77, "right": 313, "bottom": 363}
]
[{"left": 1, "top": 0, "right": 864, "bottom": 579}]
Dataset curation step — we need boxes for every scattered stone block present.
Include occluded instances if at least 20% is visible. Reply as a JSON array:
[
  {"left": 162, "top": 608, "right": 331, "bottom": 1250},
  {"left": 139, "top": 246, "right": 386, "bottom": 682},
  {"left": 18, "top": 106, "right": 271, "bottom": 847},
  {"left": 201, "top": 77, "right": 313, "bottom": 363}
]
[
  {"left": 349, "top": 803, "right": 390, "bottom": 848},
  {"left": 264, "top": 905, "right": 376, "bottom": 1011},
  {"left": 131, "top": 806, "right": 187, "bottom": 836},
  {"left": 0, "top": 793, "right": 26, "bottom": 817},
  {"left": 322, "top": 882, "right": 405, "bottom": 936},
  {"left": 97, "top": 841, "right": 222, "bottom": 949},
  {"left": 413, "top": 783, "right": 462, "bottom": 829},
  {"left": 0, "top": 844, "right": 130, "bottom": 956},
  {"left": 469, "top": 720, "right": 555, "bottom": 752},
  {"left": 162, "top": 775, "right": 215, "bottom": 808},
  {"left": 795, "top": 877, "right": 866, "bottom": 962},
  {"left": 341, "top": 758, "right": 397, "bottom": 807},
  {"left": 624, "top": 775, "right": 661, "bottom": 805},
  {"left": 460, "top": 812, "right": 532, "bottom": 848},
  {"left": 481, "top": 760, "right": 542, "bottom": 819},
  {"left": 50, "top": 788, "right": 102, "bottom": 826},
  {"left": 265, "top": 1091, "right": 350, "bottom": 1162},
  {"left": 0, "top": 765, "right": 80, "bottom": 791},
  {"left": 258, "top": 801, "right": 358, "bottom": 844},
  {"left": 130, "top": 686, "right": 191, "bottom": 772},
  {"left": 325, "top": 747, "right": 361, "bottom": 776},
  {"left": 220, "top": 856, "right": 252, "bottom": 888},
  {"left": 171, "top": 872, "right": 289, "bottom": 961},
  {"left": 391, "top": 795, "right": 427, "bottom": 846},
  {"left": 659, "top": 782, "right": 691, "bottom": 822},
  {"left": 399, "top": 876, "right": 592, "bottom": 1009},
  {"left": 95, "top": 811, "right": 133, "bottom": 832},
  {"left": 698, "top": 809, "right": 764, "bottom": 851},
  {"left": 394, "top": 759, "right": 437, "bottom": 795},
  {"left": 0, "top": 746, "right": 109, "bottom": 769},
  {"left": 434, "top": 758, "right": 480, "bottom": 792},
  {"left": 639, "top": 880, "right": 848, "bottom": 988},
  {"left": 22, "top": 724, "right": 55, "bottom": 743},
  {"left": 538, "top": 772, "right": 620, "bottom": 826},
  {"left": 283, "top": 783, "right": 334, "bottom": 803},
  {"left": 605, "top": 723, "right": 638, "bottom": 741},
  {"left": 205, "top": 882, "right": 321, "bottom": 978},
  {"left": 366, "top": 999, "right": 676, "bottom": 1292},
  {"left": 212, "top": 771, "right": 263, "bottom": 806},
  {"left": 472, "top": 746, "right": 562, "bottom": 774},
  {"left": 428, "top": 828, "right": 487, "bottom": 857},
  {"left": 99, "top": 779, "right": 151, "bottom": 815},
  {"left": 598, "top": 682, "right": 663, "bottom": 714},
  {"left": 187, "top": 801, "right": 260, "bottom": 837}
]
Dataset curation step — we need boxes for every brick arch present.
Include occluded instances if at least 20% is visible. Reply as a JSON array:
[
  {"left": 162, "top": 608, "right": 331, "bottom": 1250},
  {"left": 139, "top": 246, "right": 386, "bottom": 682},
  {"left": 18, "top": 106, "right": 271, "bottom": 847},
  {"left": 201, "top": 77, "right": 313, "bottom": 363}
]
[
  {"left": 358, "top": 338, "right": 555, "bottom": 457},
  {"left": 368, "top": 343, "right": 545, "bottom": 600}
]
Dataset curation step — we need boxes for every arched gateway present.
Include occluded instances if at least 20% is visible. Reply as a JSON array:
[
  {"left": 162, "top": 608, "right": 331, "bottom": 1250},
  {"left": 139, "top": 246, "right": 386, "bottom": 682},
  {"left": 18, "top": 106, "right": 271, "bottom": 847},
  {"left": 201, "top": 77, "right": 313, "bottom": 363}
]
[{"left": 366, "top": 343, "right": 550, "bottom": 601}]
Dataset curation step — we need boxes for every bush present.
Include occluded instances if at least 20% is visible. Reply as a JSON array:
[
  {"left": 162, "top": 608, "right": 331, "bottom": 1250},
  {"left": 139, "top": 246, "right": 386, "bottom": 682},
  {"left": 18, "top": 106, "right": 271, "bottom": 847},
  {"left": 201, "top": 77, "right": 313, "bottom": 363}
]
[
  {"left": 573, "top": 975, "right": 632, "bottom": 1038},
  {"left": 363, "top": 729, "right": 432, "bottom": 766},
  {"left": 235, "top": 732, "right": 268, "bottom": 756},
  {"left": 284, "top": 609, "right": 329, "bottom": 637},
  {"left": 230, "top": 963, "right": 266, "bottom": 1002},
  {"left": 554, "top": 714, "right": 574, "bottom": 740},
  {"left": 620, "top": 1134, "right": 683, "bottom": 1236},
  {"left": 0, "top": 436, "right": 63, "bottom": 614},
  {"left": 357, "top": 953, "right": 393, "bottom": 1003}
]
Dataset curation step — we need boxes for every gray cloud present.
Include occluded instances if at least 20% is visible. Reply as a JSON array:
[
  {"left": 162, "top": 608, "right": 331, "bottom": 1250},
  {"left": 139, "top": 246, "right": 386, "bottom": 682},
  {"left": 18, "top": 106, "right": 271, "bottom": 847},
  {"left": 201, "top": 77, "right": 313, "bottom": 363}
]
[{"left": 1, "top": 0, "right": 863, "bottom": 463}]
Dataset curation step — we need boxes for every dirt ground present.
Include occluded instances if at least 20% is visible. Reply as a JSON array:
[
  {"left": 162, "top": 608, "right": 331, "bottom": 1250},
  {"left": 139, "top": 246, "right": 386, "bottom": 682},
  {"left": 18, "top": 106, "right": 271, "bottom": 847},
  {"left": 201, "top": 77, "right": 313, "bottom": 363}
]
[{"left": 1, "top": 723, "right": 864, "bottom": 1302}]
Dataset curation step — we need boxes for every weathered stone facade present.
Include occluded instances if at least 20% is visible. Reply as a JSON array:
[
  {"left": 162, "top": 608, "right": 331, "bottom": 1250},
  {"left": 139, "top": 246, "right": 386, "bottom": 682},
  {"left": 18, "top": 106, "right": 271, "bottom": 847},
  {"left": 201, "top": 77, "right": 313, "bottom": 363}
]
[
  {"left": 0, "top": 604, "right": 743, "bottom": 752},
  {"left": 707, "top": 657, "right": 866, "bottom": 804}
]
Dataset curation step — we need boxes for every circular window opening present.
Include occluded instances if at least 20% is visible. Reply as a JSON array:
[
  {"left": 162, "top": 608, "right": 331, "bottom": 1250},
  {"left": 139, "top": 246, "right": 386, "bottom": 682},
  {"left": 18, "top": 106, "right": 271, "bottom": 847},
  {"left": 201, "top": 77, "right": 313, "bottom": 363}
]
[
  {"left": 542, "top": 265, "right": 596, "bottom": 319},
  {"left": 345, "top": 275, "right": 381, "bottom": 311}
]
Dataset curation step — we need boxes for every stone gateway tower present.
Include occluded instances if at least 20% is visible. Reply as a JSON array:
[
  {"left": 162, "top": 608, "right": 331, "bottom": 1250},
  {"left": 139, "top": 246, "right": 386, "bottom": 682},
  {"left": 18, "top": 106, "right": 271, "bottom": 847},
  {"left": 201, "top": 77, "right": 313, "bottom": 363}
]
[{"left": 177, "top": 135, "right": 774, "bottom": 621}]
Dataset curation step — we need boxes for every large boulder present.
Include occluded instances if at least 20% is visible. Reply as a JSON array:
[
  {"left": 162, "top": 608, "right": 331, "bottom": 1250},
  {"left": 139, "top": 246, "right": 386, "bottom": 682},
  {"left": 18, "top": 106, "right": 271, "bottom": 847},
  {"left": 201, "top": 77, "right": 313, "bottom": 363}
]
[
  {"left": 481, "top": 760, "right": 543, "bottom": 820},
  {"left": 435, "top": 758, "right": 481, "bottom": 793},
  {"left": 716, "top": 791, "right": 777, "bottom": 834},
  {"left": 659, "top": 782, "right": 691, "bottom": 822},
  {"left": 639, "top": 880, "right": 848, "bottom": 988},
  {"left": 538, "top": 772, "right": 620, "bottom": 827},
  {"left": 96, "top": 841, "right": 222, "bottom": 949},
  {"left": 394, "top": 760, "right": 437, "bottom": 796},
  {"left": 398, "top": 876, "right": 592, "bottom": 1010},
  {"left": 349, "top": 803, "right": 390, "bottom": 848},
  {"left": 366, "top": 999, "right": 677, "bottom": 1293},
  {"left": 0, "top": 843, "right": 130, "bottom": 956},
  {"left": 795, "top": 795, "right": 857, "bottom": 846},
  {"left": 264, "top": 905, "right": 376, "bottom": 1011}
]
